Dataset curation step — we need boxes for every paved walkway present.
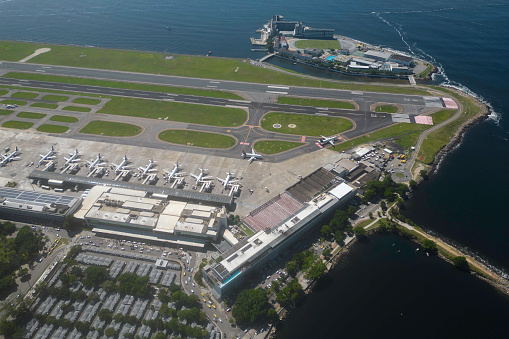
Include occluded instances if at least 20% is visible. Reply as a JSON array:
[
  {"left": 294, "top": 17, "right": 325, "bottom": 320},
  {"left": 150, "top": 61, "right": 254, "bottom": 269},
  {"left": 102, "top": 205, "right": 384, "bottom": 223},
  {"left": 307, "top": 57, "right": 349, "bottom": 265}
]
[{"left": 18, "top": 48, "right": 51, "bottom": 63}]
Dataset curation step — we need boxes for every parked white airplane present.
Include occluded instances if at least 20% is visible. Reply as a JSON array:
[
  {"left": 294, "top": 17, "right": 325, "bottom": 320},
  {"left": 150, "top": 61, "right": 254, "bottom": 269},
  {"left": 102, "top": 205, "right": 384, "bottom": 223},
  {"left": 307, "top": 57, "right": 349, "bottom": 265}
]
[
  {"left": 163, "top": 162, "right": 185, "bottom": 181},
  {"left": 217, "top": 171, "right": 239, "bottom": 189},
  {"left": 64, "top": 149, "right": 81, "bottom": 165},
  {"left": 0, "top": 147, "right": 21, "bottom": 167},
  {"left": 86, "top": 154, "right": 107, "bottom": 170},
  {"left": 242, "top": 149, "right": 263, "bottom": 163},
  {"left": 190, "top": 168, "right": 213, "bottom": 185},
  {"left": 112, "top": 155, "right": 132, "bottom": 173},
  {"left": 138, "top": 159, "right": 157, "bottom": 177},
  {"left": 38, "top": 146, "right": 56, "bottom": 166},
  {"left": 318, "top": 135, "right": 339, "bottom": 147}
]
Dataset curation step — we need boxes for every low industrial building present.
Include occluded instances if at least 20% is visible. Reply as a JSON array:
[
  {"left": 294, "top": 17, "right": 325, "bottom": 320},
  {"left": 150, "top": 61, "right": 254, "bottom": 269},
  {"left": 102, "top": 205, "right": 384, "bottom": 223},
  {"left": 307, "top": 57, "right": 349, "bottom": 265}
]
[
  {"left": 75, "top": 186, "right": 227, "bottom": 248},
  {"left": 389, "top": 54, "right": 414, "bottom": 67},
  {"left": 202, "top": 168, "right": 357, "bottom": 299},
  {"left": 0, "top": 187, "right": 81, "bottom": 226}
]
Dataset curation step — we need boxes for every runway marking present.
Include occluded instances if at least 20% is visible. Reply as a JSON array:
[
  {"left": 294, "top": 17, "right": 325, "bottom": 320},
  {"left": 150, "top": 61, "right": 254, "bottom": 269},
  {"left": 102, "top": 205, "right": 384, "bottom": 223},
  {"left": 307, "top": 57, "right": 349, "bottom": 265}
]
[
  {"left": 267, "top": 85, "right": 289, "bottom": 89},
  {"left": 35, "top": 70, "right": 45, "bottom": 72},
  {"left": 207, "top": 85, "right": 217, "bottom": 88},
  {"left": 18, "top": 79, "right": 29, "bottom": 82},
  {"left": 225, "top": 105, "right": 248, "bottom": 109},
  {"left": 209, "top": 81, "right": 220, "bottom": 84},
  {"left": 240, "top": 142, "right": 250, "bottom": 145},
  {"left": 315, "top": 142, "right": 324, "bottom": 148},
  {"left": 319, "top": 107, "right": 329, "bottom": 110},
  {"left": 351, "top": 91, "right": 363, "bottom": 95},
  {"left": 229, "top": 99, "right": 251, "bottom": 104},
  {"left": 266, "top": 91, "right": 288, "bottom": 95},
  {"left": 164, "top": 99, "right": 174, "bottom": 101},
  {"left": 166, "top": 93, "right": 177, "bottom": 96},
  {"left": 301, "top": 136, "right": 306, "bottom": 142},
  {"left": 316, "top": 113, "right": 328, "bottom": 116},
  {"left": 42, "top": 66, "right": 51, "bottom": 69}
]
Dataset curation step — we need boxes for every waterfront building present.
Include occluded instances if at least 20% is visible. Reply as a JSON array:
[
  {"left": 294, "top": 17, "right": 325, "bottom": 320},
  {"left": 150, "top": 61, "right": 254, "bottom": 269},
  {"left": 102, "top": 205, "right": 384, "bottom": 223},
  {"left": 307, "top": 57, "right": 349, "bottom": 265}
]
[
  {"left": 269, "top": 15, "right": 334, "bottom": 40},
  {"left": 0, "top": 187, "right": 81, "bottom": 226},
  {"left": 364, "top": 50, "right": 392, "bottom": 62},
  {"left": 389, "top": 54, "right": 414, "bottom": 67}
]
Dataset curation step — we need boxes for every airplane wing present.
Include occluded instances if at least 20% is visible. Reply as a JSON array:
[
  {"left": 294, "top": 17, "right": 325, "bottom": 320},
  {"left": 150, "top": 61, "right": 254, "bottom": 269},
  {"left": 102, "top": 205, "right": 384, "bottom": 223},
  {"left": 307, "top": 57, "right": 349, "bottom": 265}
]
[
  {"left": 217, "top": 178, "right": 226, "bottom": 184},
  {"left": 190, "top": 174, "right": 199, "bottom": 180},
  {"left": 249, "top": 156, "right": 256, "bottom": 163},
  {"left": 330, "top": 140, "right": 335, "bottom": 147},
  {"left": 202, "top": 176, "right": 213, "bottom": 180}
]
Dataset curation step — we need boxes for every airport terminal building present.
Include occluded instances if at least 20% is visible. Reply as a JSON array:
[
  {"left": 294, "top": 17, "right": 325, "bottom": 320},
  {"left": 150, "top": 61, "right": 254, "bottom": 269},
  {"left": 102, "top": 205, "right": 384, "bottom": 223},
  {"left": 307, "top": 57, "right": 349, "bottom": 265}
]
[{"left": 203, "top": 169, "right": 357, "bottom": 299}]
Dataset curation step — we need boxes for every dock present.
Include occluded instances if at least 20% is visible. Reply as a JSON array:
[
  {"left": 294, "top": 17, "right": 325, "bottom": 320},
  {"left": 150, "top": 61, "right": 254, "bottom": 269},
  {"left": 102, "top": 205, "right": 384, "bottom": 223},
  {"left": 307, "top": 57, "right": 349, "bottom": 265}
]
[{"left": 250, "top": 37, "right": 266, "bottom": 46}]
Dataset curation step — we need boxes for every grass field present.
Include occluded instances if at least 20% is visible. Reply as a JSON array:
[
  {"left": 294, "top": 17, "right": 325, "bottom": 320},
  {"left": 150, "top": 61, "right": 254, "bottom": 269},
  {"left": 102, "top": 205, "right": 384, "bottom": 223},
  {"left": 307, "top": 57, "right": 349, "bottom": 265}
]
[
  {"left": 72, "top": 98, "right": 101, "bottom": 105},
  {"left": 80, "top": 121, "right": 142, "bottom": 137},
  {"left": 261, "top": 112, "right": 352, "bottom": 136},
  {"left": 41, "top": 94, "right": 69, "bottom": 102},
  {"left": 50, "top": 115, "right": 79, "bottom": 123},
  {"left": 0, "top": 41, "right": 49, "bottom": 61},
  {"left": 37, "top": 124, "right": 69, "bottom": 133},
  {"left": 158, "top": 130, "right": 235, "bottom": 148},
  {"left": 98, "top": 97, "right": 246, "bottom": 127},
  {"left": 375, "top": 105, "right": 398, "bottom": 113},
  {"left": 254, "top": 140, "right": 303, "bottom": 154},
  {"left": 31, "top": 103, "right": 59, "bottom": 109},
  {"left": 11, "top": 91, "right": 39, "bottom": 99},
  {"left": 63, "top": 106, "right": 91, "bottom": 112},
  {"left": 0, "top": 89, "right": 8, "bottom": 96},
  {"left": 4, "top": 73, "right": 244, "bottom": 100},
  {"left": 0, "top": 109, "right": 12, "bottom": 115},
  {"left": 2, "top": 120, "right": 33, "bottom": 129},
  {"left": 17, "top": 112, "right": 46, "bottom": 119},
  {"left": 295, "top": 40, "right": 341, "bottom": 50},
  {"left": 0, "top": 42, "right": 431, "bottom": 95},
  {"left": 395, "top": 110, "right": 455, "bottom": 149},
  {"left": 1, "top": 99, "right": 26, "bottom": 106},
  {"left": 278, "top": 97, "right": 355, "bottom": 110}
]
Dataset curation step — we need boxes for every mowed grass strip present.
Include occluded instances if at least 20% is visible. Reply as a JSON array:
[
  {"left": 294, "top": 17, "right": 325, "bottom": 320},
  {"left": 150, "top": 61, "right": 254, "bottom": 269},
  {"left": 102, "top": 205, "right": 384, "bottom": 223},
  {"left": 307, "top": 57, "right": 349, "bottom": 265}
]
[
  {"left": 295, "top": 39, "right": 341, "bottom": 50},
  {"left": 4, "top": 72, "right": 243, "bottom": 100},
  {"left": 17, "top": 112, "right": 46, "bottom": 119},
  {"left": 254, "top": 140, "right": 303, "bottom": 154},
  {"left": 98, "top": 97, "right": 246, "bottom": 127},
  {"left": 375, "top": 105, "right": 398, "bottom": 113},
  {"left": 80, "top": 121, "right": 142, "bottom": 137},
  {"left": 11, "top": 91, "right": 38, "bottom": 99},
  {"left": 0, "top": 42, "right": 430, "bottom": 95},
  {"left": 261, "top": 112, "right": 352, "bottom": 136},
  {"left": 73, "top": 98, "right": 101, "bottom": 105},
  {"left": 31, "top": 103, "right": 59, "bottom": 109},
  {"left": 2, "top": 120, "right": 33, "bottom": 129},
  {"left": 63, "top": 106, "right": 91, "bottom": 112},
  {"left": 0, "top": 109, "right": 12, "bottom": 115},
  {"left": 37, "top": 124, "right": 69, "bottom": 133},
  {"left": 50, "top": 115, "right": 79, "bottom": 123},
  {"left": 41, "top": 94, "right": 69, "bottom": 102},
  {"left": 278, "top": 97, "right": 355, "bottom": 109},
  {"left": 158, "top": 130, "right": 235, "bottom": 148},
  {"left": 1, "top": 99, "right": 26, "bottom": 106},
  {"left": 0, "top": 41, "right": 50, "bottom": 61},
  {"left": 395, "top": 110, "right": 455, "bottom": 149},
  {"left": 0, "top": 89, "right": 9, "bottom": 96}
]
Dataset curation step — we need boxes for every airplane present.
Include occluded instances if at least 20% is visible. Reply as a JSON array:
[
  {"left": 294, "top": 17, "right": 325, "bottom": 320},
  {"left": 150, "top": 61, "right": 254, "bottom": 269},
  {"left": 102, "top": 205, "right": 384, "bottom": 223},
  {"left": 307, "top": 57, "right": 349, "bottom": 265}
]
[
  {"left": 38, "top": 146, "right": 56, "bottom": 166},
  {"left": 138, "top": 159, "right": 157, "bottom": 177},
  {"left": 5, "top": 104, "right": 18, "bottom": 109},
  {"left": 86, "top": 154, "right": 107, "bottom": 170},
  {"left": 0, "top": 147, "right": 21, "bottom": 167},
  {"left": 317, "top": 135, "right": 339, "bottom": 147},
  {"left": 163, "top": 162, "right": 186, "bottom": 181},
  {"left": 190, "top": 168, "right": 213, "bottom": 185},
  {"left": 64, "top": 149, "right": 81, "bottom": 165},
  {"left": 217, "top": 171, "right": 239, "bottom": 189},
  {"left": 242, "top": 149, "right": 263, "bottom": 163},
  {"left": 112, "top": 155, "right": 132, "bottom": 173}
]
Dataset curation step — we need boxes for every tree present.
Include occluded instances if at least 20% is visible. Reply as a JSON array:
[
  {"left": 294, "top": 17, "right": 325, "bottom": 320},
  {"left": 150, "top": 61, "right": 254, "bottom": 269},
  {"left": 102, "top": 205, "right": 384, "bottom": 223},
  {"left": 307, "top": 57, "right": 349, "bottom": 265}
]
[
  {"left": 74, "top": 321, "right": 91, "bottom": 334},
  {"left": 409, "top": 180, "right": 418, "bottom": 189},
  {"left": 420, "top": 170, "right": 428, "bottom": 179},
  {"left": 422, "top": 239, "right": 438, "bottom": 255},
  {"left": 83, "top": 266, "right": 110, "bottom": 287},
  {"left": 453, "top": 256, "right": 470, "bottom": 272},
  {"left": 322, "top": 247, "right": 332, "bottom": 259},
  {"left": 0, "top": 221, "right": 16, "bottom": 237},
  {"left": 369, "top": 212, "right": 374, "bottom": 219},
  {"left": 104, "top": 327, "right": 116, "bottom": 338},
  {"left": 153, "top": 333, "right": 167, "bottom": 339},
  {"left": 267, "top": 308, "right": 279, "bottom": 323},
  {"left": 232, "top": 288, "right": 268, "bottom": 325},
  {"left": 0, "top": 318, "right": 16, "bottom": 336},
  {"left": 88, "top": 291, "right": 100, "bottom": 303},
  {"left": 98, "top": 309, "right": 112, "bottom": 323},
  {"left": 380, "top": 200, "right": 387, "bottom": 211},
  {"left": 285, "top": 261, "right": 297, "bottom": 277},
  {"left": 353, "top": 225, "right": 367, "bottom": 238},
  {"left": 306, "top": 261, "right": 326, "bottom": 280}
]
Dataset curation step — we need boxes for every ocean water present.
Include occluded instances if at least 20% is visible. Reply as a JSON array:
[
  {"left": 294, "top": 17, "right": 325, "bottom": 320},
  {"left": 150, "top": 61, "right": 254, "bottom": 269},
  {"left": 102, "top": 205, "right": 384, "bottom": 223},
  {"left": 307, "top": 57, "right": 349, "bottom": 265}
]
[{"left": 1, "top": 0, "right": 509, "bottom": 337}]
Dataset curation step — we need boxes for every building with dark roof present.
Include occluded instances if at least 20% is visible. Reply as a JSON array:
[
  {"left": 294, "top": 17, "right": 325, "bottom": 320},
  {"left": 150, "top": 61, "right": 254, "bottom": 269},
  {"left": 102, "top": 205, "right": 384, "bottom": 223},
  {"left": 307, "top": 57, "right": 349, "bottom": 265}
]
[{"left": 389, "top": 54, "right": 414, "bottom": 67}]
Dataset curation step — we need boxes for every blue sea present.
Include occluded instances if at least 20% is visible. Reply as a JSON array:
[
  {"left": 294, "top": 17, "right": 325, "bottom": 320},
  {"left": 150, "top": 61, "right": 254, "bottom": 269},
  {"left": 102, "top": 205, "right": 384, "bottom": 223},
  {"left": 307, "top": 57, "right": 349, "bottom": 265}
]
[{"left": 1, "top": 0, "right": 509, "bottom": 337}]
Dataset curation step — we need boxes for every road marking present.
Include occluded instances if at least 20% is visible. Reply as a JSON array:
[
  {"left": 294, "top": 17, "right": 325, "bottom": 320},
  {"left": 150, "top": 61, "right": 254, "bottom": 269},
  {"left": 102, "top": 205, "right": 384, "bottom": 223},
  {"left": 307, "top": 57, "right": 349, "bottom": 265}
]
[
  {"left": 42, "top": 66, "right": 51, "bottom": 69},
  {"left": 240, "top": 142, "right": 250, "bottom": 145},
  {"left": 301, "top": 136, "right": 306, "bottom": 142},
  {"left": 266, "top": 91, "right": 288, "bottom": 95},
  {"left": 315, "top": 142, "right": 324, "bottom": 148},
  {"left": 225, "top": 105, "right": 248, "bottom": 109},
  {"left": 164, "top": 99, "right": 174, "bottom": 101},
  {"left": 351, "top": 91, "right": 363, "bottom": 95},
  {"left": 19, "top": 79, "right": 29, "bottom": 82},
  {"left": 267, "top": 85, "right": 289, "bottom": 89},
  {"left": 318, "top": 107, "right": 329, "bottom": 110},
  {"left": 166, "top": 93, "right": 177, "bottom": 96},
  {"left": 228, "top": 99, "right": 251, "bottom": 104},
  {"left": 210, "top": 81, "right": 220, "bottom": 84},
  {"left": 206, "top": 85, "right": 217, "bottom": 88},
  {"left": 316, "top": 113, "right": 328, "bottom": 116},
  {"left": 35, "top": 70, "right": 45, "bottom": 72}
]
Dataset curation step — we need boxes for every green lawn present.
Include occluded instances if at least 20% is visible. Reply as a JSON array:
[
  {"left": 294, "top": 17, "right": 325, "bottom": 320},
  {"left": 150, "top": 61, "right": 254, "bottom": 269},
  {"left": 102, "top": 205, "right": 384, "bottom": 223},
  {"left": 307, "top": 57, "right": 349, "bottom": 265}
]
[
  {"left": 11, "top": 91, "right": 39, "bottom": 99},
  {"left": 238, "top": 223, "right": 255, "bottom": 237},
  {"left": 375, "top": 105, "right": 398, "bottom": 113},
  {"left": 72, "top": 98, "right": 102, "bottom": 105},
  {"left": 37, "top": 124, "right": 69, "bottom": 133},
  {"left": 0, "top": 109, "right": 12, "bottom": 115},
  {"left": 254, "top": 140, "right": 303, "bottom": 154},
  {"left": 0, "top": 41, "right": 431, "bottom": 95},
  {"left": 261, "top": 112, "right": 352, "bottom": 136},
  {"left": 278, "top": 97, "right": 355, "bottom": 110},
  {"left": 395, "top": 110, "right": 455, "bottom": 149},
  {"left": 2, "top": 120, "right": 33, "bottom": 129},
  {"left": 98, "top": 97, "right": 246, "bottom": 127},
  {"left": 0, "top": 89, "right": 9, "bottom": 96},
  {"left": 41, "top": 94, "right": 69, "bottom": 102},
  {"left": 3, "top": 73, "right": 243, "bottom": 100},
  {"left": 158, "top": 130, "right": 235, "bottom": 148},
  {"left": 1, "top": 99, "right": 26, "bottom": 106},
  {"left": 0, "top": 41, "right": 51, "bottom": 61},
  {"left": 31, "top": 103, "right": 59, "bottom": 109},
  {"left": 80, "top": 121, "right": 142, "bottom": 137},
  {"left": 62, "top": 106, "right": 91, "bottom": 112},
  {"left": 17, "top": 112, "right": 46, "bottom": 119},
  {"left": 295, "top": 40, "right": 341, "bottom": 50},
  {"left": 50, "top": 115, "right": 79, "bottom": 123}
]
